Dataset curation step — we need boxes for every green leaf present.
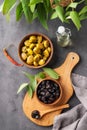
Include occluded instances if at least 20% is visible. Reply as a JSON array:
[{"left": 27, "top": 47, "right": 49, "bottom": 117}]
[
  {"left": 79, "top": 6, "right": 87, "bottom": 15},
  {"left": 0, "top": 3, "right": 4, "bottom": 12},
  {"left": 33, "top": 11, "right": 38, "bottom": 20},
  {"left": 17, "top": 83, "right": 28, "bottom": 94},
  {"left": 50, "top": 11, "right": 58, "bottom": 19},
  {"left": 37, "top": 3, "right": 48, "bottom": 30},
  {"left": 66, "top": 0, "right": 84, "bottom": 10},
  {"left": 2, "top": 0, "right": 16, "bottom": 14},
  {"left": 55, "top": 5, "right": 65, "bottom": 22},
  {"left": 79, "top": 13, "right": 87, "bottom": 20},
  {"left": 43, "top": 68, "right": 60, "bottom": 79},
  {"left": 44, "top": 0, "right": 50, "bottom": 7},
  {"left": 29, "top": 0, "right": 43, "bottom": 5},
  {"left": 22, "top": 71, "right": 37, "bottom": 91},
  {"left": 66, "top": 2, "right": 78, "bottom": 11},
  {"left": 27, "top": 85, "right": 33, "bottom": 98},
  {"left": 35, "top": 72, "right": 46, "bottom": 79},
  {"left": 6, "top": 11, "right": 10, "bottom": 21},
  {"left": 16, "top": 2, "right": 23, "bottom": 21},
  {"left": 85, "top": 0, "right": 87, "bottom": 4},
  {"left": 20, "top": 0, "right": 33, "bottom": 22},
  {"left": 43, "top": 0, "right": 51, "bottom": 14},
  {"left": 31, "top": 77, "right": 37, "bottom": 91},
  {"left": 30, "top": 4, "right": 36, "bottom": 12},
  {"left": 78, "top": 0, "right": 85, "bottom": 4},
  {"left": 70, "top": 11, "right": 81, "bottom": 30},
  {"left": 65, "top": 11, "right": 70, "bottom": 17},
  {"left": 22, "top": 71, "right": 34, "bottom": 82}
]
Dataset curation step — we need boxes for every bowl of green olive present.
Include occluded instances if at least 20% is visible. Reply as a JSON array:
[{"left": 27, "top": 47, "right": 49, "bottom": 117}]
[{"left": 18, "top": 33, "right": 53, "bottom": 68}]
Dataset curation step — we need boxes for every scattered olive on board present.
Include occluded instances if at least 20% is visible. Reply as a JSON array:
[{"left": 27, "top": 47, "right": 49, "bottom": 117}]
[{"left": 31, "top": 110, "right": 40, "bottom": 119}]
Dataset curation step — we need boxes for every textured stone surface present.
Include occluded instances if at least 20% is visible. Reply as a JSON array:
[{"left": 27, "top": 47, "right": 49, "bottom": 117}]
[{"left": 0, "top": 6, "right": 87, "bottom": 130}]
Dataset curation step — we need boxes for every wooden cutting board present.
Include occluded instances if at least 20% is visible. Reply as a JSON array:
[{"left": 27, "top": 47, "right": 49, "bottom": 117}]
[{"left": 23, "top": 52, "right": 80, "bottom": 126}]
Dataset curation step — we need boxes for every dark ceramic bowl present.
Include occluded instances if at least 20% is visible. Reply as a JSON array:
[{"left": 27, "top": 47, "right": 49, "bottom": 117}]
[
  {"left": 18, "top": 33, "right": 53, "bottom": 69},
  {"left": 36, "top": 78, "right": 62, "bottom": 106}
]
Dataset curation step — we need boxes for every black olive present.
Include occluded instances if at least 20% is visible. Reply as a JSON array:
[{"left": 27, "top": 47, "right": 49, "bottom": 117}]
[
  {"left": 31, "top": 110, "right": 40, "bottom": 119},
  {"left": 46, "top": 84, "right": 50, "bottom": 89},
  {"left": 41, "top": 81, "right": 46, "bottom": 86},
  {"left": 40, "top": 91, "right": 45, "bottom": 96}
]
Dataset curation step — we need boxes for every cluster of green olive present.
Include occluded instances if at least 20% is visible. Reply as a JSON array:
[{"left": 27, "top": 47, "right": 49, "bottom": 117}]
[{"left": 21, "top": 35, "right": 52, "bottom": 66}]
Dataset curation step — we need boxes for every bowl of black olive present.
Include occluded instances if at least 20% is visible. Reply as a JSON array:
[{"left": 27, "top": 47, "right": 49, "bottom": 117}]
[{"left": 36, "top": 78, "right": 62, "bottom": 106}]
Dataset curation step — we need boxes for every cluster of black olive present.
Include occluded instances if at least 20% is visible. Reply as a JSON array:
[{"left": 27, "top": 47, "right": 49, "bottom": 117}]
[{"left": 37, "top": 80, "right": 60, "bottom": 104}]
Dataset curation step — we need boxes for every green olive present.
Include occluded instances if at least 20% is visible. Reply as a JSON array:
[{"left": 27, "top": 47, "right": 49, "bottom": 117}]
[
  {"left": 22, "top": 46, "right": 27, "bottom": 53},
  {"left": 43, "top": 49, "right": 49, "bottom": 58},
  {"left": 21, "top": 53, "right": 27, "bottom": 60},
  {"left": 37, "top": 36, "right": 42, "bottom": 43},
  {"left": 33, "top": 47, "right": 41, "bottom": 54},
  {"left": 36, "top": 43, "right": 44, "bottom": 49},
  {"left": 43, "top": 56, "right": 47, "bottom": 61},
  {"left": 34, "top": 54, "right": 42, "bottom": 62},
  {"left": 43, "top": 40, "right": 49, "bottom": 48},
  {"left": 27, "top": 48, "right": 33, "bottom": 55},
  {"left": 27, "top": 55, "right": 34, "bottom": 65},
  {"left": 33, "top": 61, "right": 38, "bottom": 66},
  {"left": 29, "top": 36, "right": 37, "bottom": 42},
  {"left": 39, "top": 59, "right": 45, "bottom": 66},
  {"left": 29, "top": 43, "right": 36, "bottom": 49},
  {"left": 47, "top": 47, "right": 51, "bottom": 53},
  {"left": 24, "top": 40, "right": 31, "bottom": 46}
]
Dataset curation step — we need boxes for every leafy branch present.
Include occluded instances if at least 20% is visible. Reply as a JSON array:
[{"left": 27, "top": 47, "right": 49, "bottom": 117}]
[
  {"left": 17, "top": 67, "right": 60, "bottom": 98},
  {"left": 1, "top": 0, "right": 87, "bottom": 30}
]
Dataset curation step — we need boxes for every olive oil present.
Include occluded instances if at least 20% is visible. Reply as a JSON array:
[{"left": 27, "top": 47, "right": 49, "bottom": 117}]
[{"left": 56, "top": 26, "right": 72, "bottom": 47}]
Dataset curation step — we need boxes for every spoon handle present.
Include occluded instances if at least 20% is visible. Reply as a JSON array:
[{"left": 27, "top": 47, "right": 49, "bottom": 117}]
[{"left": 40, "top": 104, "right": 69, "bottom": 117}]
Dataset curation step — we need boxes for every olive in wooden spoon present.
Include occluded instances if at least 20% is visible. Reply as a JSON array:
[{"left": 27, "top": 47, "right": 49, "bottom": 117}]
[{"left": 31, "top": 104, "right": 69, "bottom": 119}]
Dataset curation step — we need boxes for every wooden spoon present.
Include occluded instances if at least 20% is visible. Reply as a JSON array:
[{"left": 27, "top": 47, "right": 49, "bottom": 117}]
[{"left": 31, "top": 104, "right": 69, "bottom": 119}]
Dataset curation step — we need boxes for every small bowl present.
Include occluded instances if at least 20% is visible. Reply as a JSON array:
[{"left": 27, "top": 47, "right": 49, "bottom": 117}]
[
  {"left": 36, "top": 78, "right": 62, "bottom": 106},
  {"left": 18, "top": 33, "right": 53, "bottom": 68}
]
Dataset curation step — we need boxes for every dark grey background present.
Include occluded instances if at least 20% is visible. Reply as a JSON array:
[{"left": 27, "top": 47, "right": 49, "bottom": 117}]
[{"left": 0, "top": 3, "right": 87, "bottom": 130}]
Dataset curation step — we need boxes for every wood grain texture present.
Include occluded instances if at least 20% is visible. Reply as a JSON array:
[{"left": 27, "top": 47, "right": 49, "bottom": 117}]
[{"left": 23, "top": 52, "right": 80, "bottom": 126}]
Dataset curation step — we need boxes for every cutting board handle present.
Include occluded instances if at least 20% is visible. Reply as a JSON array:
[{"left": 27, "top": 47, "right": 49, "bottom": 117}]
[{"left": 55, "top": 52, "right": 80, "bottom": 76}]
